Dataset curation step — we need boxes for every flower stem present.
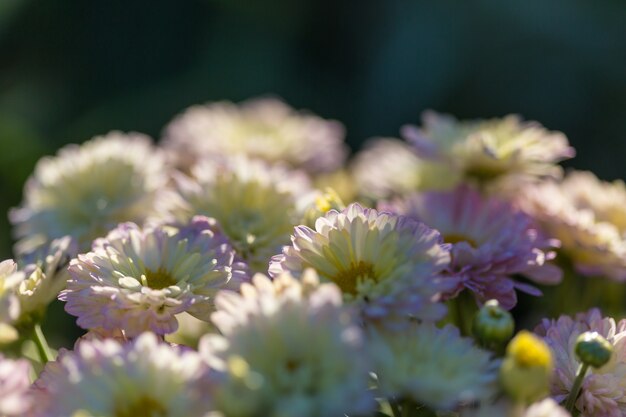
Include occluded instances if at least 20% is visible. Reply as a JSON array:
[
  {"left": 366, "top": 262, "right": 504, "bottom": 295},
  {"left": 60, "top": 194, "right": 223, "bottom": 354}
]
[
  {"left": 32, "top": 323, "right": 53, "bottom": 364},
  {"left": 565, "top": 362, "right": 589, "bottom": 413}
]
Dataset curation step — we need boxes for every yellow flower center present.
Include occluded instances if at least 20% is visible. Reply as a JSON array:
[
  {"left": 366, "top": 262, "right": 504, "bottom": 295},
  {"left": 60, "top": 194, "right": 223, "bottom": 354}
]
[
  {"left": 331, "top": 261, "right": 376, "bottom": 295},
  {"left": 507, "top": 331, "right": 553, "bottom": 368},
  {"left": 144, "top": 268, "right": 177, "bottom": 290},
  {"left": 444, "top": 233, "right": 478, "bottom": 248},
  {"left": 115, "top": 395, "right": 167, "bottom": 417}
]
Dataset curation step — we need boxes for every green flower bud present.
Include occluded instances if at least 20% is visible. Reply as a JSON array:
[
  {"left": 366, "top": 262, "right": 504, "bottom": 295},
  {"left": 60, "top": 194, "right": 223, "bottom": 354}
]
[
  {"left": 575, "top": 331, "right": 613, "bottom": 368},
  {"left": 472, "top": 299, "right": 514, "bottom": 347}
]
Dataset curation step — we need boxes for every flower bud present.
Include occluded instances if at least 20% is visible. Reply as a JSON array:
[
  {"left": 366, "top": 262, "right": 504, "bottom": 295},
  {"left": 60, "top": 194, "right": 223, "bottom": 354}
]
[
  {"left": 500, "top": 331, "right": 553, "bottom": 404},
  {"left": 575, "top": 331, "right": 613, "bottom": 369},
  {"left": 302, "top": 188, "right": 345, "bottom": 227},
  {"left": 472, "top": 299, "right": 514, "bottom": 347}
]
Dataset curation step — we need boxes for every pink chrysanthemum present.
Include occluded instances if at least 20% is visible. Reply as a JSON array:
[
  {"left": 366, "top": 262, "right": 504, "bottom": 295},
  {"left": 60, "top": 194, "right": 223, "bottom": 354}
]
[
  {"left": 382, "top": 186, "right": 562, "bottom": 309},
  {"left": 62, "top": 216, "right": 249, "bottom": 336},
  {"left": 32, "top": 332, "right": 213, "bottom": 417},
  {"left": 200, "top": 270, "right": 374, "bottom": 417},
  {"left": 0, "top": 354, "right": 32, "bottom": 416},
  {"left": 518, "top": 171, "right": 626, "bottom": 281},
  {"left": 162, "top": 97, "right": 347, "bottom": 173},
  {"left": 535, "top": 309, "right": 626, "bottom": 417},
  {"left": 269, "top": 203, "right": 452, "bottom": 328}
]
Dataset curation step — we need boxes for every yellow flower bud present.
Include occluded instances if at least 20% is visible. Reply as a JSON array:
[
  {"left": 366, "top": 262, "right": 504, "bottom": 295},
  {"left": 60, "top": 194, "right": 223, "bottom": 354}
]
[{"left": 500, "top": 331, "right": 553, "bottom": 404}]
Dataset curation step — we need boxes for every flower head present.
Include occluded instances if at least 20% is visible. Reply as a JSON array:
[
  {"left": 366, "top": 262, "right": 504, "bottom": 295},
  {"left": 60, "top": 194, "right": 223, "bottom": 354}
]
[
  {"left": 270, "top": 203, "right": 452, "bottom": 329},
  {"left": 162, "top": 97, "right": 347, "bottom": 173},
  {"left": 0, "top": 260, "right": 21, "bottom": 344},
  {"left": 383, "top": 186, "right": 562, "bottom": 308},
  {"left": 369, "top": 323, "right": 498, "bottom": 410},
  {"left": 62, "top": 216, "right": 249, "bottom": 336},
  {"left": 0, "top": 354, "right": 33, "bottom": 416},
  {"left": 518, "top": 171, "right": 626, "bottom": 281},
  {"left": 534, "top": 309, "right": 626, "bottom": 417},
  {"left": 200, "top": 270, "right": 374, "bottom": 417},
  {"left": 10, "top": 131, "right": 168, "bottom": 255},
  {"left": 403, "top": 111, "right": 574, "bottom": 186},
  {"left": 32, "top": 333, "right": 213, "bottom": 417},
  {"left": 160, "top": 155, "right": 312, "bottom": 273}
]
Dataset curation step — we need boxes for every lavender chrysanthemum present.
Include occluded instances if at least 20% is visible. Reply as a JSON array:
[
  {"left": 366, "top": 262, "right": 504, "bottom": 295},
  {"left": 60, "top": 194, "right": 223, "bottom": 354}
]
[
  {"left": 403, "top": 111, "right": 574, "bottom": 187},
  {"left": 0, "top": 354, "right": 32, "bottom": 416},
  {"left": 270, "top": 203, "right": 452, "bottom": 328},
  {"left": 383, "top": 186, "right": 562, "bottom": 308},
  {"left": 200, "top": 270, "right": 374, "bottom": 417},
  {"left": 162, "top": 97, "right": 347, "bottom": 173},
  {"left": 32, "top": 333, "right": 213, "bottom": 417},
  {"left": 160, "top": 155, "right": 312, "bottom": 273},
  {"left": 518, "top": 171, "right": 626, "bottom": 281},
  {"left": 10, "top": 131, "right": 168, "bottom": 255},
  {"left": 62, "top": 216, "right": 249, "bottom": 336},
  {"left": 535, "top": 309, "right": 626, "bottom": 417}
]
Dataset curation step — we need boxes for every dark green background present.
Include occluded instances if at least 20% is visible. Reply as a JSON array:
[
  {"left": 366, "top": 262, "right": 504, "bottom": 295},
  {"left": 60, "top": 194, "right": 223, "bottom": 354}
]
[{"left": 1, "top": 0, "right": 626, "bottom": 260}]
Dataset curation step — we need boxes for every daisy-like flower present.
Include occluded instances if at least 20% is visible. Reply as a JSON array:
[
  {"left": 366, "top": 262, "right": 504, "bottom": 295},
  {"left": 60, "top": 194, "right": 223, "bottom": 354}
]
[
  {"left": 382, "top": 186, "right": 562, "bottom": 309},
  {"left": 32, "top": 332, "right": 213, "bottom": 417},
  {"left": 200, "top": 270, "right": 374, "bottom": 417},
  {"left": 518, "top": 171, "right": 626, "bottom": 281},
  {"left": 269, "top": 203, "right": 452, "bottom": 328},
  {"left": 62, "top": 216, "right": 249, "bottom": 336},
  {"left": 369, "top": 323, "right": 498, "bottom": 411},
  {"left": 534, "top": 309, "right": 626, "bottom": 417},
  {"left": 0, "top": 354, "right": 33, "bottom": 416},
  {"left": 402, "top": 111, "right": 575, "bottom": 187},
  {"left": 10, "top": 131, "right": 168, "bottom": 255},
  {"left": 162, "top": 97, "right": 347, "bottom": 173},
  {"left": 351, "top": 137, "right": 460, "bottom": 200},
  {"left": 161, "top": 156, "right": 312, "bottom": 273}
]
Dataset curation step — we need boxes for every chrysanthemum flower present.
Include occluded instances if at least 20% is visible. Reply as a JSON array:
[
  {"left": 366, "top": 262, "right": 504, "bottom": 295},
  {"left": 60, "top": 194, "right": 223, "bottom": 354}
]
[
  {"left": 0, "top": 260, "right": 20, "bottom": 343},
  {"left": 534, "top": 309, "right": 626, "bottom": 417},
  {"left": 0, "top": 354, "right": 33, "bottom": 416},
  {"left": 10, "top": 131, "right": 168, "bottom": 255},
  {"left": 270, "top": 203, "right": 452, "bottom": 328},
  {"left": 383, "top": 186, "right": 562, "bottom": 308},
  {"left": 518, "top": 171, "right": 626, "bottom": 281},
  {"left": 351, "top": 137, "right": 460, "bottom": 199},
  {"left": 402, "top": 111, "right": 575, "bottom": 186},
  {"left": 200, "top": 270, "right": 374, "bottom": 417},
  {"left": 32, "top": 332, "right": 213, "bottom": 417},
  {"left": 369, "top": 323, "right": 498, "bottom": 411},
  {"left": 62, "top": 216, "right": 249, "bottom": 336},
  {"left": 162, "top": 97, "right": 347, "bottom": 173},
  {"left": 161, "top": 156, "right": 312, "bottom": 273}
]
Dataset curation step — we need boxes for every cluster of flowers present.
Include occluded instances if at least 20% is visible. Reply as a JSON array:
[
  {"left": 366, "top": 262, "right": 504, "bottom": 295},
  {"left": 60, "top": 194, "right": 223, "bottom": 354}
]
[{"left": 1, "top": 96, "right": 626, "bottom": 417}]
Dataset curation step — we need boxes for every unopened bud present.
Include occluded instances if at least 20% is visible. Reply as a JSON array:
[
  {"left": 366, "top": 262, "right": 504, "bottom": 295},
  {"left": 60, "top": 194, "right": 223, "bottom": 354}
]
[
  {"left": 575, "top": 331, "right": 613, "bottom": 369},
  {"left": 472, "top": 299, "right": 514, "bottom": 347}
]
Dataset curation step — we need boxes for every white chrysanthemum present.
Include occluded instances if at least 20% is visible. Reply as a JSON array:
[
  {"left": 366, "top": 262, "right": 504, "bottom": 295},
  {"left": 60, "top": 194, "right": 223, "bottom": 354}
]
[
  {"left": 351, "top": 137, "right": 460, "bottom": 199},
  {"left": 518, "top": 171, "right": 626, "bottom": 281},
  {"left": 200, "top": 270, "right": 374, "bottom": 417},
  {"left": 10, "top": 131, "right": 168, "bottom": 255},
  {"left": 403, "top": 111, "right": 574, "bottom": 186},
  {"left": 0, "top": 260, "right": 21, "bottom": 343},
  {"left": 161, "top": 156, "right": 312, "bottom": 273},
  {"left": 32, "top": 333, "right": 213, "bottom": 417},
  {"left": 535, "top": 309, "right": 626, "bottom": 417},
  {"left": 162, "top": 97, "right": 347, "bottom": 173},
  {"left": 270, "top": 203, "right": 452, "bottom": 328},
  {"left": 62, "top": 216, "right": 249, "bottom": 336},
  {"left": 369, "top": 323, "right": 498, "bottom": 411},
  {"left": 461, "top": 398, "right": 570, "bottom": 417},
  {"left": 0, "top": 354, "right": 33, "bottom": 416}
]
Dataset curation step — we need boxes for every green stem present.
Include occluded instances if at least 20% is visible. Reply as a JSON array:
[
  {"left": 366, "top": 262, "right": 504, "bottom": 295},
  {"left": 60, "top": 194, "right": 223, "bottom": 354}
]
[
  {"left": 565, "top": 363, "right": 589, "bottom": 413},
  {"left": 32, "top": 323, "right": 53, "bottom": 364}
]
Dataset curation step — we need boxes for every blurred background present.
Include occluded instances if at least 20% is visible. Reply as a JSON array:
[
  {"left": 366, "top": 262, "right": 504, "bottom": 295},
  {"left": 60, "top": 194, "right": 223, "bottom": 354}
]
[{"left": 1, "top": 0, "right": 625, "bottom": 261}]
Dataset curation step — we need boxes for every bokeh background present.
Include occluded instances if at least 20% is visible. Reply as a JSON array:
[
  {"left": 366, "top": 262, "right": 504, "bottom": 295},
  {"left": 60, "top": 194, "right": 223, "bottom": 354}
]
[{"left": 1, "top": 0, "right": 626, "bottom": 262}]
